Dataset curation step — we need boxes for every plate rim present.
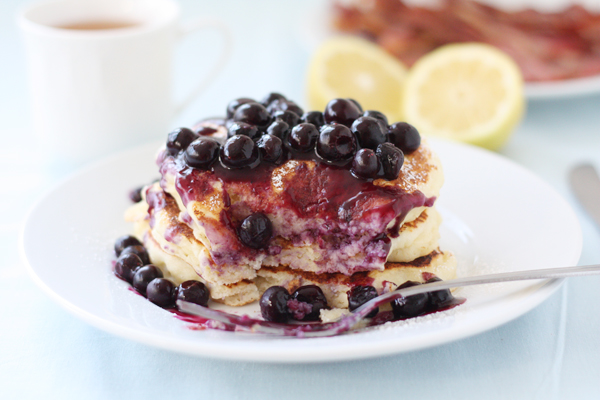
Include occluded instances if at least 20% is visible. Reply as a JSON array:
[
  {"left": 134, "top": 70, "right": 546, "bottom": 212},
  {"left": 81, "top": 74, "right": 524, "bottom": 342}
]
[{"left": 524, "top": 74, "right": 600, "bottom": 99}]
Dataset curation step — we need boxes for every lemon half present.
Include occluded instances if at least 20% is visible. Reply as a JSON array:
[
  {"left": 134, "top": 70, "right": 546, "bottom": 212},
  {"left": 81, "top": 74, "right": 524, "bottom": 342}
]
[
  {"left": 307, "top": 36, "right": 407, "bottom": 122},
  {"left": 402, "top": 43, "right": 525, "bottom": 150}
]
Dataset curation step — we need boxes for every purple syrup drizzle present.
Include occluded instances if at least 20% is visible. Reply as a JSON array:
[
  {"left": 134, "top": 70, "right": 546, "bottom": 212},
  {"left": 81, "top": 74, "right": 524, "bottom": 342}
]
[{"left": 169, "top": 308, "right": 236, "bottom": 331}]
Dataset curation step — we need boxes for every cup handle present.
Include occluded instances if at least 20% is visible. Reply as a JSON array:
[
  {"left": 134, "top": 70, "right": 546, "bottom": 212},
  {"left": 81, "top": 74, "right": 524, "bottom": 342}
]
[{"left": 173, "top": 18, "right": 233, "bottom": 116}]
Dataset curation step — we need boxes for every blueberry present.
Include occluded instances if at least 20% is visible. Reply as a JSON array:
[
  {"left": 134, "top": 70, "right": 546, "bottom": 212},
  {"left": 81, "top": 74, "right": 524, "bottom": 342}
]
[
  {"left": 226, "top": 97, "right": 255, "bottom": 119},
  {"left": 146, "top": 278, "right": 176, "bottom": 308},
  {"left": 224, "top": 119, "right": 236, "bottom": 131},
  {"left": 233, "top": 102, "right": 272, "bottom": 129},
  {"left": 391, "top": 281, "right": 429, "bottom": 319},
  {"left": 261, "top": 92, "right": 286, "bottom": 107},
  {"left": 220, "top": 135, "right": 260, "bottom": 169},
  {"left": 114, "top": 235, "right": 142, "bottom": 257},
  {"left": 363, "top": 113, "right": 387, "bottom": 139},
  {"left": 267, "top": 100, "right": 303, "bottom": 118},
  {"left": 273, "top": 110, "right": 300, "bottom": 128},
  {"left": 290, "top": 285, "right": 328, "bottom": 321},
  {"left": 363, "top": 110, "right": 388, "bottom": 127},
  {"left": 425, "top": 276, "right": 455, "bottom": 308},
  {"left": 349, "top": 98, "right": 363, "bottom": 112},
  {"left": 132, "top": 265, "right": 163, "bottom": 295},
  {"left": 347, "top": 285, "right": 379, "bottom": 318},
  {"left": 323, "top": 98, "right": 362, "bottom": 127},
  {"left": 301, "top": 111, "right": 325, "bottom": 128},
  {"left": 237, "top": 213, "right": 273, "bottom": 249},
  {"left": 184, "top": 138, "right": 220, "bottom": 169},
  {"left": 265, "top": 99, "right": 286, "bottom": 114},
  {"left": 288, "top": 123, "right": 318, "bottom": 152},
  {"left": 283, "top": 101, "right": 304, "bottom": 117},
  {"left": 257, "top": 134, "right": 283, "bottom": 163},
  {"left": 316, "top": 124, "right": 357, "bottom": 162},
  {"left": 128, "top": 186, "right": 143, "bottom": 203},
  {"left": 351, "top": 148, "right": 380, "bottom": 180},
  {"left": 266, "top": 120, "right": 290, "bottom": 139},
  {"left": 120, "top": 244, "right": 150, "bottom": 265},
  {"left": 227, "top": 121, "right": 260, "bottom": 140},
  {"left": 166, "top": 127, "right": 198, "bottom": 156},
  {"left": 114, "top": 253, "right": 143, "bottom": 283},
  {"left": 351, "top": 116, "right": 387, "bottom": 150},
  {"left": 260, "top": 286, "right": 291, "bottom": 323},
  {"left": 176, "top": 280, "right": 210, "bottom": 307},
  {"left": 387, "top": 122, "right": 421, "bottom": 153},
  {"left": 376, "top": 142, "right": 404, "bottom": 180}
]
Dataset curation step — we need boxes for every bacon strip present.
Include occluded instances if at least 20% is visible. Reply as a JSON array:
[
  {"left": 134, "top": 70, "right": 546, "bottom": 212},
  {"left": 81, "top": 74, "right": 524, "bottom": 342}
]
[{"left": 332, "top": 0, "right": 600, "bottom": 82}]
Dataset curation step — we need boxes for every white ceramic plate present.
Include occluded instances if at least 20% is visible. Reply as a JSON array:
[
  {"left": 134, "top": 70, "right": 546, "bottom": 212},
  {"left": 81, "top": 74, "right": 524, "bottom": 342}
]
[
  {"left": 20, "top": 138, "right": 581, "bottom": 363},
  {"left": 297, "top": 0, "right": 600, "bottom": 100},
  {"left": 524, "top": 76, "right": 600, "bottom": 99}
]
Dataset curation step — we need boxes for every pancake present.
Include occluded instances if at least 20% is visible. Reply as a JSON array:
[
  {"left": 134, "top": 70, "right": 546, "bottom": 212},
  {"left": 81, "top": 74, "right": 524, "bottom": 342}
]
[
  {"left": 124, "top": 114, "right": 456, "bottom": 311},
  {"left": 125, "top": 182, "right": 454, "bottom": 307},
  {"left": 154, "top": 131, "right": 444, "bottom": 277}
]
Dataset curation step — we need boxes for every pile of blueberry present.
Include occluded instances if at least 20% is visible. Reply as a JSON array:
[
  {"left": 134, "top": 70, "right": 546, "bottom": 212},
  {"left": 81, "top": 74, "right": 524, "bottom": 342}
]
[
  {"left": 260, "top": 279, "right": 457, "bottom": 323},
  {"left": 346, "top": 282, "right": 455, "bottom": 320},
  {"left": 113, "top": 235, "right": 210, "bottom": 309},
  {"left": 165, "top": 93, "right": 421, "bottom": 181},
  {"left": 390, "top": 277, "right": 456, "bottom": 319},
  {"left": 259, "top": 285, "right": 329, "bottom": 323}
]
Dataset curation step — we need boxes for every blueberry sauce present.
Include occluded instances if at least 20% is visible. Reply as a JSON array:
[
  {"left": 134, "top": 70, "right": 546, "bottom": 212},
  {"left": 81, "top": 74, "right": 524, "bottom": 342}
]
[
  {"left": 169, "top": 308, "right": 236, "bottom": 331},
  {"left": 165, "top": 129, "right": 432, "bottom": 221},
  {"left": 158, "top": 138, "right": 435, "bottom": 275}
]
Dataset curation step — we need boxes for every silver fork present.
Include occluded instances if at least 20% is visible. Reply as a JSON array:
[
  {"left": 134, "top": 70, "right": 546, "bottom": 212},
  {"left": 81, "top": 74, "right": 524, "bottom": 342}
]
[{"left": 176, "top": 264, "right": 600, "bottom": 338}]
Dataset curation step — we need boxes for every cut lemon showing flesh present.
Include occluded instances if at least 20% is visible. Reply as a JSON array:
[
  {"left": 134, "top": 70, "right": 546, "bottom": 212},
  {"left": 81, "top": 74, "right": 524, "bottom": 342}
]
[
  {"left": 307, "top": 36, "right": 407, "bottom": 122},
  {"left": 402, "top": 43, "right": 525, "bottom": 150}
]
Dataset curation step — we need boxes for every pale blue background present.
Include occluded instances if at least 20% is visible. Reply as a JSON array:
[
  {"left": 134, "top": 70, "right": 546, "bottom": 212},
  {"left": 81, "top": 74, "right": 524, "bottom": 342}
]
[{"left": 1, "top": 1, "right": 599, "bottom": 399}]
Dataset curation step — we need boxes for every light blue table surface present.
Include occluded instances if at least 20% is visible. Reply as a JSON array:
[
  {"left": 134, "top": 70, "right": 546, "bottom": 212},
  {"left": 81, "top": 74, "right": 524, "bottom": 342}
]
[{"left": 1, "top": 1, "right": 599, "bottom": 399}]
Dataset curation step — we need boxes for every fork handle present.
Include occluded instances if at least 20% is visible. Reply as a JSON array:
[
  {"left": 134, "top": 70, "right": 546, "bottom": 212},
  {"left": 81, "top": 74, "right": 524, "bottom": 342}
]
[
  {"left": 353, "top": 264, "right": 600, "bottom": 318},
  {"left": 400, "top": 264, "right": 600, "bottom": 294}
]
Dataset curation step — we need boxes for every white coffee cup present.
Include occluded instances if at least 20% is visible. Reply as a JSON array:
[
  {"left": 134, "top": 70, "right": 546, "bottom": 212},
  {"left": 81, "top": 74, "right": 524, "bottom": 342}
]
[{"left": 18, "top": 0, "right": 231, "bottom": 167}]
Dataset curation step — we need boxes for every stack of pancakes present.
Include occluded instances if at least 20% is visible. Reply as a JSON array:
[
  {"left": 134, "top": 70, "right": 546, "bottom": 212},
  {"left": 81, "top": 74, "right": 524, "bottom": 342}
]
[{"left": 125, "top": 124, "right": 456, "bottom": 309}]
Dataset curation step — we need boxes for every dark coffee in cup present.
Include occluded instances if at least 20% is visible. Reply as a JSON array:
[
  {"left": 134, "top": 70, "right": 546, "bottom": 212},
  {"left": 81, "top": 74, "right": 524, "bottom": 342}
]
[{"left": 56, "top": 21, "right": 139, "bottom": 30}]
